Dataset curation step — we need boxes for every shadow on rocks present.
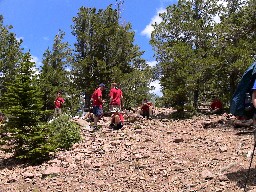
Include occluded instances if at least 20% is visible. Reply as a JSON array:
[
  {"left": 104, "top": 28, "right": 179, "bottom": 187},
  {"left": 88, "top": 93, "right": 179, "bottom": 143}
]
[
  {"left": 226, "top": 168, "right": 256, "bottom": 190},
  {"left": 0, "top": 156, "right": 29, "bottom": 170},
  {"left": 0, "top": 154, "right": 51, "bottom": 171}
]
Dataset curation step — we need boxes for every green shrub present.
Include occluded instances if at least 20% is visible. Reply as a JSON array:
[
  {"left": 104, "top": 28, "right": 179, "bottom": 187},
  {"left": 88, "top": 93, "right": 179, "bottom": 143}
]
[{"left": 48, "top": 114, "right": 81, "bottom": 150}]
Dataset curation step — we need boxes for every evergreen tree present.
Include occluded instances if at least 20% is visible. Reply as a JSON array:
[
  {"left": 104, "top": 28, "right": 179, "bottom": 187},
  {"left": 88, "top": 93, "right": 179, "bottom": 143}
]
[
  {"left": 71, "top": 5, "right": 152, "bottom": 107},
  {"left": 212, "top": 0, "right": 256, "bottom": 103},
  {"left": 40, "top": 30, "right": 74, "bottom": 113},
  {"left": 0, "top": 53, "right": 47, "bottom": 159},
  {"left": 0, "top": 15, "right": 24, "bottom": 97},
  {"left": 151, "top": 0, "right": 220, "bottom": 113}
]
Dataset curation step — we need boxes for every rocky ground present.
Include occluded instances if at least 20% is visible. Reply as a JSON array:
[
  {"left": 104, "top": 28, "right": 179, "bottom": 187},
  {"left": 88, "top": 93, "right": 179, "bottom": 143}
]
[{"left": 1, "top": 108, "right": 256, "bottom": 192}]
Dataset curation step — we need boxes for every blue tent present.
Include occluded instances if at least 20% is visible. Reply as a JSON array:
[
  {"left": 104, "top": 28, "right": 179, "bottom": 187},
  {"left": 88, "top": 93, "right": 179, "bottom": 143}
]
[{"left": 230, "top": 61, "right": 256, "bottom": 116}]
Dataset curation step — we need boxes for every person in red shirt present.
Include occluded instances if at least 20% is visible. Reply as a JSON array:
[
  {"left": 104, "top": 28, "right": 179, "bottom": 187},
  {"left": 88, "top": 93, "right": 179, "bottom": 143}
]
[
  {"left": 54, "top": 91, "right": 65, "bottom": 116},
  {"left": 109, "top": 83, "right": 118, "bottom": 111},
  {"left": 91, "top": 83, "right": 105, "bottom": 128},
  {"left": 210, "top": 96, "right": 223, "bottom": 114},
  {"left": 141, "top": 98, "right": 153, "bottom": 119},
  {"left": 110, "top": 110, "right": 124, "bottom": 130},
  {"left": 109, "top": 82, "right": 123, "bottom": 112}
]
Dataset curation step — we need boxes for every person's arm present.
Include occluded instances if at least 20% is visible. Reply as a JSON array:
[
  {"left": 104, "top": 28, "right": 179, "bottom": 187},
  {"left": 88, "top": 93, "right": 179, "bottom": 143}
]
[
  {"left": 109, "top": 89, "right": 113, "bottom": 104},
  {"left": 110, "top": 96, "right": 113, "bottom": 104},
  {"left": 120, "top": 92, "right": 124, "bottom": 107},
  {"left": 98, "top": 96, "right": 103, "bottom": 103},
  {"left": 252, "top": 90, "right": 256, "bottom": 108}
]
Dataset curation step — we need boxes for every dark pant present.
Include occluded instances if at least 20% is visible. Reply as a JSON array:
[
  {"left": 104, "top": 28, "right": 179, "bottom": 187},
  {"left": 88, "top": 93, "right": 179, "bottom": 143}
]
[
  {"left": 142, "top": 110, "right": 149, "bottom": 119},
  {"left": 93, "top": 106, "right": 103, "bottom": 117},
  {"left": 110, "top": 122, "right": 123, "bottom": 130}
]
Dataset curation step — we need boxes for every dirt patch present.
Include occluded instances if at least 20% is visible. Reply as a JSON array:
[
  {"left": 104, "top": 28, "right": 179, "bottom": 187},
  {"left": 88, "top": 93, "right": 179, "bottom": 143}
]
[{"left": 0, "top": 109, "right": 255, "bottom": 192}]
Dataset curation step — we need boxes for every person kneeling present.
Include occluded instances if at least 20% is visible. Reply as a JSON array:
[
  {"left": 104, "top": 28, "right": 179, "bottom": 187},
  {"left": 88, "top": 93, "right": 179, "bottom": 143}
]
[
  {"left": 110, "top": 111, "right": 124, "bottom": 130},
  {"left": 210, "top": 96, "right": 223, "bottom": 115}
]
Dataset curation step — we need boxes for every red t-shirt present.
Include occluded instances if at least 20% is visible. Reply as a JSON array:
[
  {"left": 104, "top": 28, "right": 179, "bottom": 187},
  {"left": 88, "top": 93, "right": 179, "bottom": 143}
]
[
  {"left": 117, "top": 89, "right": 123, "bottom": 104},
  {"left": 109, "top": 88, "right": 122, "bottom": 105},
  {"left": 119, "top": 113, "right": 124, "bottom": 122},
  {"left": 210, "top": 100, "right": 223, "bottom": 110},
  {"left": 141, "top": 102, "right": 152, "bottom": 111},
  {"left": 91, "top": 88, "right": 103, "bottom": 108},
  {"left": 55, "top": 97, "right": 64, "bottom": 108}
]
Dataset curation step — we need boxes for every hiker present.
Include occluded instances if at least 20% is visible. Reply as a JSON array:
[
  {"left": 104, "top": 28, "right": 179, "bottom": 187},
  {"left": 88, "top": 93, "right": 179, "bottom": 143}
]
[
  {"left": 91, "top": 83, "right": 105, "bottom": 129},
  {"left": 209, "top": 96, "right": 223, "bottom": 114},
  {"left": 109, "top": 82, "right": 123, "bottom": 112},
  {"left": 54, "top": 91, "right": 65, "bottom": 116},
  {"left": 140, "top": 98, "right": 153, "bottom": 119},
  {"left": 110, "top": 110, "right": 124, "bottom": 130}
]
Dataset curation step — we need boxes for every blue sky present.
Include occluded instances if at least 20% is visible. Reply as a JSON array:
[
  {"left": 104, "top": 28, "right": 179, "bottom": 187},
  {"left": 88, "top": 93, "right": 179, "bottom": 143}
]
[{"left": 0, "top": 0, "right": 177, "bottom": 96}]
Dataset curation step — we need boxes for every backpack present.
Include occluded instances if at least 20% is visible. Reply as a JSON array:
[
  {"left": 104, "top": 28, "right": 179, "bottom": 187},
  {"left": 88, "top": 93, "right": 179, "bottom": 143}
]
[{"left": 230, "top": 61, "right": 256, "bottom": 117}]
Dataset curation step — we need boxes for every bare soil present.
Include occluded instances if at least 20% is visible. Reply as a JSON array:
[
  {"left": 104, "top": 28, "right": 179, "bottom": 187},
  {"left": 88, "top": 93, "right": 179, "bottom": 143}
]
[{"left": 1, "top": 108, "right": 256, "bottom": 192}]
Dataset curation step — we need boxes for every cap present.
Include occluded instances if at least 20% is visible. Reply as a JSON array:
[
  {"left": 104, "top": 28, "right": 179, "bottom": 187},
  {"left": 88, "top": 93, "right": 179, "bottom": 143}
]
[{"left": 99, "top": 83, "right": 105, "bottom": 87}]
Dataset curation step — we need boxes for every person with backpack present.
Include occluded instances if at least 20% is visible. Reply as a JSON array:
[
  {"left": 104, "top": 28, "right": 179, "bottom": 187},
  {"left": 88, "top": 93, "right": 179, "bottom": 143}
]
[{"left": 251, "top": 80, "right": 256, "bottom": 125}]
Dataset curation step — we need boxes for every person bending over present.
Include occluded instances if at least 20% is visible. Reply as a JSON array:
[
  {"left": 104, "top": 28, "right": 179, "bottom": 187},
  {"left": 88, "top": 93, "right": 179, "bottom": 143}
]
[{"left": 110, "top": 110, "right": 124, "bottom": 130}]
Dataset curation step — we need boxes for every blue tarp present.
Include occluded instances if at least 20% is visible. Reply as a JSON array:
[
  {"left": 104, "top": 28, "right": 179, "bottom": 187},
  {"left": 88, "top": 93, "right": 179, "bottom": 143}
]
[{"left": 230, "top": 61, "right": 256, "bottom": 116}]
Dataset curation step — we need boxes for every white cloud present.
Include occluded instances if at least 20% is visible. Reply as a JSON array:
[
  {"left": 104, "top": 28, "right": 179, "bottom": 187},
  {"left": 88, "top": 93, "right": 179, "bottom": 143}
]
[
  {"left": 147, "top": 60, "right": 158, "bottom": 67},
  {"left": 29, "top": 57, "right": 40, "bottom": 76},
  {"left": 30, "top": 56, "right": 38, "bottom": 63},
  {"left": 150, "top": 80, "right": 163, "bottom": 97},
  {"left": 213, "top": 0, "right": 228, "bottom": 24},
  {"left": 141, "top": 8, "right": 166, "bottom": 38},
  {"left": 30, "top": 56, "right": 42, "bottom": 66}
]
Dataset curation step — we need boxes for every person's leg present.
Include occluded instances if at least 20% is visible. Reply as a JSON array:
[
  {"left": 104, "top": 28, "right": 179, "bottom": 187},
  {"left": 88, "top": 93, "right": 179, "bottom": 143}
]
[
  {"left": 142, "top": 110, "right": 149, "bottom": 119},
  {"left": 149, "top": 106, "right": 153, "bottom": 116},
  {"left": 92, "top": 106, "right": 98, "bottom": 127},
  {"left": 146, "top": 110, "right": 149, "bottom": 119},
  {"left": 142, "top": 110, "right": 145, "bottom": 118},
  {"left": 54, "top": 108, "right": 60, "bottom": 117},
  {"left": 82, "top": 112, "right": 89, "bottom": 119},
  {"left": 94, "top": 115, "right": 99, "bottom": 127},
  {"left": 114, "top": 122, "right": 123, "bottom": 130},
  {"left": 114, "top": 114, "right": 121, "bottom": 125},
  {"left": 254, "top": 112, "right": 256, "bottom": 126},
  {"left": 93, "top": 106, "right": 103, "bottom": 127},
  {"left": 54, "top": 108, "right": 57, "bottom": 117}
]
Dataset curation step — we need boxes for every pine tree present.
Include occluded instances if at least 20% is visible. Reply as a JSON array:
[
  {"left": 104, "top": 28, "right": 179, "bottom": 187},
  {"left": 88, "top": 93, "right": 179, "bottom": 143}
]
[
  {"left": 0, "top": 53, "right": 47, "bottom": 160},
  {"left": 40, "top": 30, "right": 74, "bottom": 113},
  {"left": 0, "top": 15, "right": 24, "bottom": 97},
  {"left": 71, "top": 5, "right": 153, "bottom": 107}
]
